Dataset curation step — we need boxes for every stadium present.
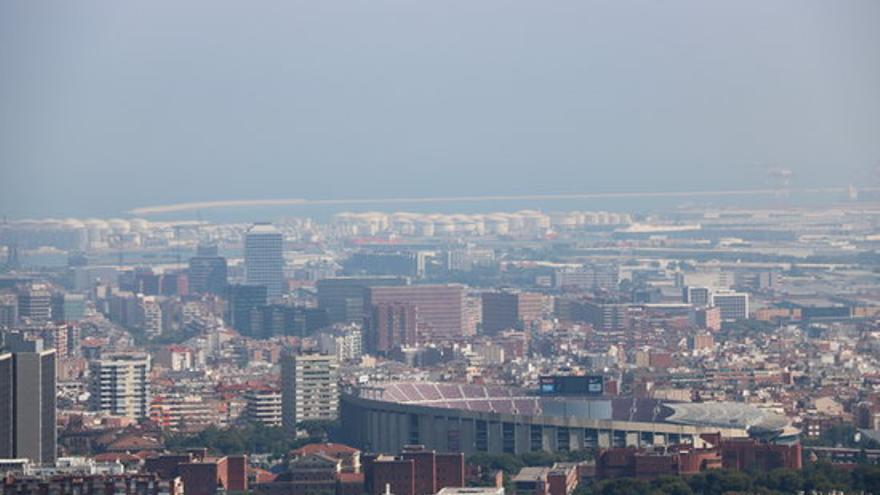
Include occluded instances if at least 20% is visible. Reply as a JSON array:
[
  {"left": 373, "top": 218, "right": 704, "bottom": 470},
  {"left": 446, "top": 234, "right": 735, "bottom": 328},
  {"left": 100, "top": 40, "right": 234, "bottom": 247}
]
[{"left": 340, "top": 380, "right": 798, "bottom": 455}]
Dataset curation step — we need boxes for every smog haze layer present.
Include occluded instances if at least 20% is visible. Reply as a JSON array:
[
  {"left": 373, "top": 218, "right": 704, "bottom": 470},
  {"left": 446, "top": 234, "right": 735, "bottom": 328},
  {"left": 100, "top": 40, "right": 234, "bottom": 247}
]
[{"left": 1, "top": 0, "right": 879, "bottom": 218}]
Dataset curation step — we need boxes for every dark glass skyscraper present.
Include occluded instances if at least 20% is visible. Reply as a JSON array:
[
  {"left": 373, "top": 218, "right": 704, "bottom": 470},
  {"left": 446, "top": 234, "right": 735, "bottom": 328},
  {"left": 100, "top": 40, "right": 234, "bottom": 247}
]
[
  {"left": 0, "top": 337, "right": 56, "bottom": 465},
  {"left": 188, "top": 254, "right": 228, "bottom": 295},
  {"left": 225, "top": 284, "right": 268, "bottom": 336}
]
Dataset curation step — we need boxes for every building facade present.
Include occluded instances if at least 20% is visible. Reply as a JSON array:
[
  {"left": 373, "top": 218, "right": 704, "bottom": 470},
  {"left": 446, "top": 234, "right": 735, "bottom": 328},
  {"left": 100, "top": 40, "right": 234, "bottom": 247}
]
[
  {"left": 225, "top": 284, "right": 268, "bottom": 336},
  {"left": 711, "top": 291, "right": 749, "bottom": 321},
  {"left": 0, "top": 342, "right": 56, "bottom": 465},
  {"left": 245, "top": 388, "right": 284, "bottom": 427},
  {"left": 282, "top": 353, "right": 340, "bottom": 431},
  {"left": 367, "top": 303, "right": 417, "bottom": 354},
  {"left": 365, "top": 285, "right": 467, "bottom": 340},
  {"left": 481, "top": 291, "right": 543, "bottom": 335},
  {"left": 188, "top": 254, "right": 228, "bottom": 295},
  {"left": 89, "top": 353, "right": 151, "bottom": 420},
  {"left": 17, "top": 285, "right": 51, "bottom": 323},
  {"left": 245, "top": 223, "right": 285, "bottom": 299},
  {"left": 317, "top": 277, "right": 409, "bottom": 324}
]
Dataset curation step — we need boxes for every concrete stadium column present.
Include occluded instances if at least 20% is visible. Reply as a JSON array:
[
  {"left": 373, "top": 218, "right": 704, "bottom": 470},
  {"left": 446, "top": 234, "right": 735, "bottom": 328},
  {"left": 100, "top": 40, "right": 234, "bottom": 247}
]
[
  {"left": 543, "top": 426, "right": 555, "bottom": 452},
  {"left": 597, "top": 430, "right": 611, "bottom": 448},
  {"left": 461, "top": 419, "right": 476, "bottom": 454},
  {"left": 369, "top": 410, "right": 381, "bottom": 451},
  {"left": 626, "top": 431, "right": 639, "bottom": 447},
  {"left": 396, "top": 413, "right": 408, "bottom": 449},
  {"left": 488, "top": 421, "right": 503, "bottom": 454},
  {"left": 515, "top": 423, "right": 530, "bottom": 455},
  {"left": 572, "top": 427, "right": 585, "bottom": 451},
  {"left": 431, "top": 416, "right": 447, "bottom": 451},
  {"left": 376, "top": 411, "right": 387, "bottom": 452}
]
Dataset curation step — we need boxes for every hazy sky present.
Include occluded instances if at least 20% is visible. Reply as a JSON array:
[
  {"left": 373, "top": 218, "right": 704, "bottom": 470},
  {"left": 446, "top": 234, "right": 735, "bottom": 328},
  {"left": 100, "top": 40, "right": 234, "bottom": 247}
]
[{"left": 1, "top": 0, "right": 878, "bottom": 218}]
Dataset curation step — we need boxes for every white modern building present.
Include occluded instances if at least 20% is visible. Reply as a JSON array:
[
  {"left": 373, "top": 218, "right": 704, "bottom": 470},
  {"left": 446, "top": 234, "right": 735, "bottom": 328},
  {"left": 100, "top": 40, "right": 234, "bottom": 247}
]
[
  {"left": 711, "top": 291, "right": 749, "bottom": 321},
  {"left": 282, "top": 353, "right": 339, "bottom": 431},
  {"left": 88, "top": 353, "right": 151, "bottom": 420},
  {"left": 244, "top": 223, "right": 285, "bottom": 299},
  {"left": 245, "top": 389, "right": 283, "bottom": 427},
  {"left": 318, "top": 327, "right": 363, "bottom": 362}
]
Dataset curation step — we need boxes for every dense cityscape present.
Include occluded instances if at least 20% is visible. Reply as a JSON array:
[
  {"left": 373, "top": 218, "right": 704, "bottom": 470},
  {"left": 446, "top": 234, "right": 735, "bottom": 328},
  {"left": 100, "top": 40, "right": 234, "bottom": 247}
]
[
  {"left": 3, "top": 0, "right": 880, "bottom": 493},
  {"left": 2, "top": 200, "right": 880, "bottom": 494}
]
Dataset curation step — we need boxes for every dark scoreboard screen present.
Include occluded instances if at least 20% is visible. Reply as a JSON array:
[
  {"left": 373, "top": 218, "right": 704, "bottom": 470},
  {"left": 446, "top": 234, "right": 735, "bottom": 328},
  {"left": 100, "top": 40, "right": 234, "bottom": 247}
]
[{"left": 539, "top": 375, "right": 604, "bottom": 395}]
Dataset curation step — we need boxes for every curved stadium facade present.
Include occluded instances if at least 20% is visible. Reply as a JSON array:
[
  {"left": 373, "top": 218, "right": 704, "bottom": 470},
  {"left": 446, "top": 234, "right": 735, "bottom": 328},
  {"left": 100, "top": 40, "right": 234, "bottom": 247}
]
[{"left": 341, "top": 381, "right": 796, "bottom": 455}]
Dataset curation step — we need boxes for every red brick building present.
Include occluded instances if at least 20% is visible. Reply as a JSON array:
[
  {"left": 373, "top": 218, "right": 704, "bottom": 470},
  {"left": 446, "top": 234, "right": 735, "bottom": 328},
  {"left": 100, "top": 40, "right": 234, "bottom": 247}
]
[
  {"left": 696, "top": 306, "right": 721, "bottom": 332},
  {"left": 254, "top": 453, "right": 365, "bottom": 495},
  {"left": 366, "top": 285, "right": 467, "bottom": 340},
  {"left": 291, "top": 443, "right": 362, "bottom": 473},
  {"left": 364, "top": 446, "right": 465, "bottom": 495},
  {"left": 597, "top": 443, "right": 722, "bottom": 480},
  {"left": 1, "top": 473, "right": 180, "bottom": 495},
  {"left": 546, "top": 463, "right": 579, "bottom": 495},
  {"left": 143, "top": 451, "right": 247, "bottom": 495},
  {"left": 597, "top": 434, "right": 801, "bottom": 481},
  {"left": 368, "top": 303, "right": 417, "bottom": 354},
  {"left": 720, "top": 438, "right": 802, "bottom": 471}
]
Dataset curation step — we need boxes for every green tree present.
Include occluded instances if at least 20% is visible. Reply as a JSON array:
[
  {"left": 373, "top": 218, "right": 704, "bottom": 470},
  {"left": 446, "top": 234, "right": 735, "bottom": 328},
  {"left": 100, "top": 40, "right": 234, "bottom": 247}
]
[
  {"left": 650, "top": 475, "right": 693, "bottom": 495},
  {"left": 466, "top": 453, "right": 524, "bottom": 475},
  {"left": 851, "top": 464, "right": 880, "bottom": 494},
  {"left": 520, "top": 451, "right": 561, "bottom": 467},
  {"left": 787, "top": 462, "right": 848, "bottom": 494},
  {"left": 759, "top": 468, "right": 803, "bottom": 494},
  {"left": 164, "top": 423, "right": 319, "bottom": 458},
  {"left": 686, "top": 469, "right": 752, "bottom": 495},
  {"left": 594, "top": 478, "right": 650, "bottom": 495}
]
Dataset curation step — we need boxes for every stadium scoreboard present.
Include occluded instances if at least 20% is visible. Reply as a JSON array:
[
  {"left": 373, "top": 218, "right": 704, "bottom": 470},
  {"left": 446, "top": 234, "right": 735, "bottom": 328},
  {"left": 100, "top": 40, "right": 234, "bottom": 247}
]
[{"left": 539, "top": 375, "right": 604, "bottom": 395}]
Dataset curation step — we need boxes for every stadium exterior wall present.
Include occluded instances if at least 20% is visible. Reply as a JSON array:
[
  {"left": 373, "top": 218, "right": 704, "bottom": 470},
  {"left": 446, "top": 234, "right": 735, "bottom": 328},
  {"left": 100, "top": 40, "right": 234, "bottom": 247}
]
[{"left": 341, "top": 394, "right": 746, "bottom": 455}]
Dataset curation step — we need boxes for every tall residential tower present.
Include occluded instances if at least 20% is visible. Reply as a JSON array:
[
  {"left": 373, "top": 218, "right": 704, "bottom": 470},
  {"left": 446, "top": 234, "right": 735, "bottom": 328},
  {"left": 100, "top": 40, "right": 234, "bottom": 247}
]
[
  {"left": 88, "top": 353, "right": 151, "bottom": 420},
  {"left": 282, "top": 353, "right": 339, "bottom": 432}
]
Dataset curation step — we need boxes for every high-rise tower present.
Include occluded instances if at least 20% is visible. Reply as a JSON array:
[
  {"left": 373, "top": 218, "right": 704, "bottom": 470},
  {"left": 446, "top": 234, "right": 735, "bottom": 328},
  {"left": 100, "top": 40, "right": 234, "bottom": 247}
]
[
  {"left": 281, "top": 353, "right": 339, "bottom": 432},
  {"left": 88, "top": 353, "right": 151, "bottom": 420},
  {"left": 0, "top": 336, "right": 56, "bottom": 465},
  {"left": 244, "top": 223, "right": 284, "bottom": 299}
]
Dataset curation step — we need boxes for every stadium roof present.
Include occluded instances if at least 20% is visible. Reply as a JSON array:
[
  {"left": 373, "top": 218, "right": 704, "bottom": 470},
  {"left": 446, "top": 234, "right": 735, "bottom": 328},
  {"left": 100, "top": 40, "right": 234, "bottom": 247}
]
[
  {"left": 352, "top": 382, "right": 791, "bottom": 428},
  {"left": 665, "top": 402, "right": 790, "bottom": 433}
]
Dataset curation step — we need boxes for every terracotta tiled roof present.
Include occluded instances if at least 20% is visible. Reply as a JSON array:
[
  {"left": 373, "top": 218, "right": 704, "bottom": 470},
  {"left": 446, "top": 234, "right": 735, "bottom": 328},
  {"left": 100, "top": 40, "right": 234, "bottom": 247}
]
[
  {"left": 292, "top": 443, "right": 360, "bottom": 456},
  {"left": 338, "top": 473, "right": 365, "bottom": 483},
  {"left": 94, "top": 452, "right": 142, "bottom": 463},
  {"left": 105, "top": 434, "right": 162, "bottom": 452},
  {"left": 249, "top": 467, "right": 276, "bottom": 484}
]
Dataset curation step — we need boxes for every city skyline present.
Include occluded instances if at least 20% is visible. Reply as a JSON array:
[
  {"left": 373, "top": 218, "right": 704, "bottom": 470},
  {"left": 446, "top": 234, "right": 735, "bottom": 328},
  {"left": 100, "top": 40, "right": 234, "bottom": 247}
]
[{"left": 2, "top": 1, "right": 880, "bottom": 493}]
